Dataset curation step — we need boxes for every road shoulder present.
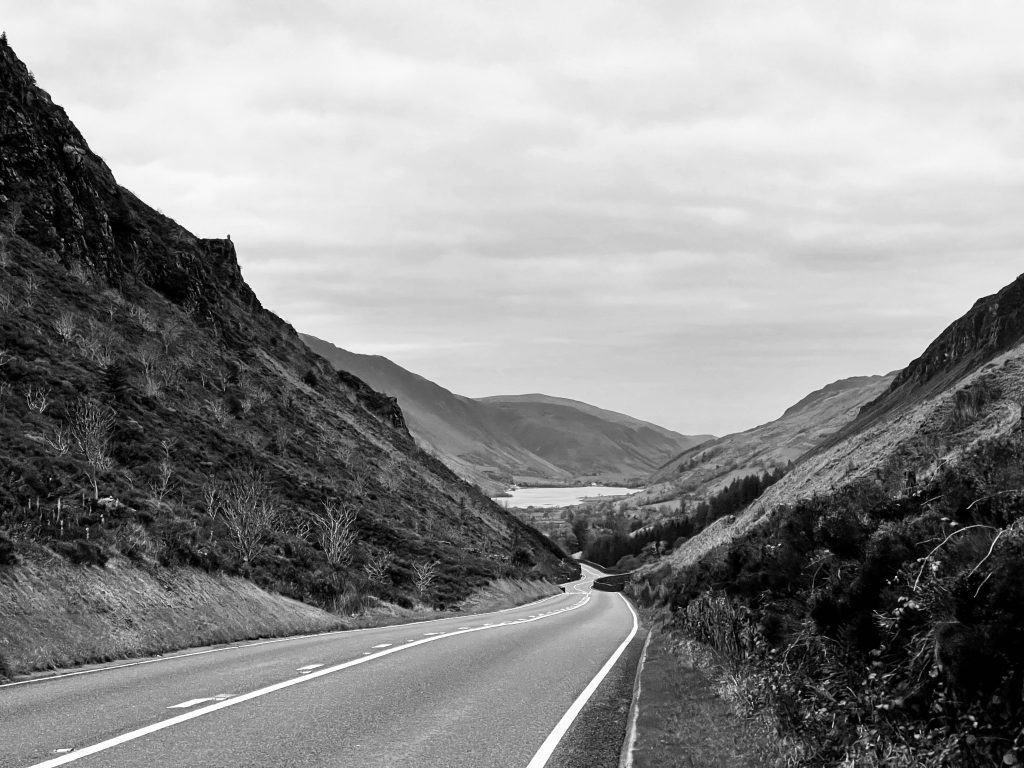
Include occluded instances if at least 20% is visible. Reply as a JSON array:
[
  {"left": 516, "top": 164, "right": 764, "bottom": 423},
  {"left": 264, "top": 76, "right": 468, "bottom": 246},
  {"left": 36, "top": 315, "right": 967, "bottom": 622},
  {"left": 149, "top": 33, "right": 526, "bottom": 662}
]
[{"left": 624, "top": 630, "right": 780, "bottom": 768}]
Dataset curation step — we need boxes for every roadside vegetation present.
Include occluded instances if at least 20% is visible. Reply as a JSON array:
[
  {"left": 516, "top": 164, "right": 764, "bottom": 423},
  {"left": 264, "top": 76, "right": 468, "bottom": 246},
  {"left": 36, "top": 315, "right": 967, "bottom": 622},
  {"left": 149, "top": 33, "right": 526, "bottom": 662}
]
[
  {"left": 629, "top": 431, "right": 1024, "bottom": 766},
  {"left": 541, "top": 468, "right": 785, "bottom": 570}
]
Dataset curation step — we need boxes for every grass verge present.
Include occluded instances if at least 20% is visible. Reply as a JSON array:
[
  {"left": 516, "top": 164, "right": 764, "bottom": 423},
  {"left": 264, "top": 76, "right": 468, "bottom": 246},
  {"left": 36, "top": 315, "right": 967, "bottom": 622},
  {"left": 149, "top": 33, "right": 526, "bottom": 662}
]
[
  {"left": 0, "top": 561, "right": 563, "bottom": 681},
  {"left": 629, "top": 608, "right": 793, "bottom": 768}
]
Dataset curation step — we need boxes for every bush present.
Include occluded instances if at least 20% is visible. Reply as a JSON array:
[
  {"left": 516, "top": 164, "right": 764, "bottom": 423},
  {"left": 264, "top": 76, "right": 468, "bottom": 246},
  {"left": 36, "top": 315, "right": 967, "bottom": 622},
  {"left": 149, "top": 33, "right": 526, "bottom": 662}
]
[
  {"left": 0, "top": 530, "right": 17, "bottom": 565},
  {"left": 53, "top": 538, "right": 109, "bottom": 566}
]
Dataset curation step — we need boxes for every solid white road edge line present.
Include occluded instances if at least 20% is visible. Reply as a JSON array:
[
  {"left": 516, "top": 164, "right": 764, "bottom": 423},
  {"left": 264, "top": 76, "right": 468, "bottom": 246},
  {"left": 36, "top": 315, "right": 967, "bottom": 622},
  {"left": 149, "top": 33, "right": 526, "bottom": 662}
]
[
  {"left": 619, "top": 630, "right": 652, "bottom": 768},
  {"left": 25, "top": 592, "right": 594, "bottom": 768},
  {"left": 524, "top": 592, "right": 640, "bottom": 768},
  {"left": 0, "top": 581, "right": 583, "bottom": 690}
]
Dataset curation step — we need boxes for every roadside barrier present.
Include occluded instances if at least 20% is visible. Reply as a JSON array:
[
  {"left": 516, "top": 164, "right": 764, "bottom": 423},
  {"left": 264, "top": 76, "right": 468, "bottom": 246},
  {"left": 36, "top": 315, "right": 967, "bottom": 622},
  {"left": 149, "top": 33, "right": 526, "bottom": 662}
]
[{"left": 591, "top": 571, "right": 633, "bottom": 592}]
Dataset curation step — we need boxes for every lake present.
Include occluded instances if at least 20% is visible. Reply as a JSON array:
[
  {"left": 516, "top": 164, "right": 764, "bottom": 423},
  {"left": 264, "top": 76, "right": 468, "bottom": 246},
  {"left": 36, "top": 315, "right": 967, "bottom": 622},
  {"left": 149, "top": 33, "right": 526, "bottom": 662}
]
[{"left": 493, "top": 486, "right": 635, "bottom": 508}]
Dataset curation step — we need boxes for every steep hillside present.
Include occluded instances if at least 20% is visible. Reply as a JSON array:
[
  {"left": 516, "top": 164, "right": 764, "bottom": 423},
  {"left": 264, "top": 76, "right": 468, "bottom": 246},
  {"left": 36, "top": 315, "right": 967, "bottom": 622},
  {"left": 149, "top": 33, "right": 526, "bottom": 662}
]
[
  {"left": 0, "top": 38, "right": 569, "bottom": 621},
  {"left": 621, "top": 373, "right": 894, "bottom": 516},
  {"left": 665, "top": 272, "right": 1024, "bottom": 569},
  {"left": 629, "top": 273, "right": 1024, "bottom": 766},
  {"left": 301, "top": 334, "right": 704, "bottom": 490}
]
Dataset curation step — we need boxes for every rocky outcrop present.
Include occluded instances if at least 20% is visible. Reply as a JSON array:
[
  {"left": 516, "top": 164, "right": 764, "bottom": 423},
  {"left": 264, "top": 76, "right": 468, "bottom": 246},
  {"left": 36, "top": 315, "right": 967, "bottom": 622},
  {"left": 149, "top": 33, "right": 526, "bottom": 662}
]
[
  {"left": 0, "top": 41, "right": 255, "bottom": 317},
  {"left": 885, "top": 273, "right": 1024, "bottom": 395}
]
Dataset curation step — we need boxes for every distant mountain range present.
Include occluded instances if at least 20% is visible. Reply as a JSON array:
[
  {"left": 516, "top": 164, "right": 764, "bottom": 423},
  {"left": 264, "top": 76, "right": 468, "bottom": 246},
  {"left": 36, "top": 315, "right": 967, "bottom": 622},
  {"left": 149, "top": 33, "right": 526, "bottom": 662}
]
[{"left": 301, "top": 335, "right": 711, "bottom": 492}]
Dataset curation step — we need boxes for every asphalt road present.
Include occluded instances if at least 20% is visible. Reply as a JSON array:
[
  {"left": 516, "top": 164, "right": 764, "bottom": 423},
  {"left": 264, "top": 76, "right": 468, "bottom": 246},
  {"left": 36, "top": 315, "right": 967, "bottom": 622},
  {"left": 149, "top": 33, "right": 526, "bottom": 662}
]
[{"left": 1, "top": 566, "right": 644, "bottom": 768}]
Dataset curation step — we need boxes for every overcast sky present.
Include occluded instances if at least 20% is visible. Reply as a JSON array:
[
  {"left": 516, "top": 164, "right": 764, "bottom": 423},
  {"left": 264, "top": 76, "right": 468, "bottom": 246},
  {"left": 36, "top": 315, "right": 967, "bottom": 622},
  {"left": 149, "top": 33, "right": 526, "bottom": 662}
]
[{"left": 6, "top": 2, "right": 1024, "bottom": 435}]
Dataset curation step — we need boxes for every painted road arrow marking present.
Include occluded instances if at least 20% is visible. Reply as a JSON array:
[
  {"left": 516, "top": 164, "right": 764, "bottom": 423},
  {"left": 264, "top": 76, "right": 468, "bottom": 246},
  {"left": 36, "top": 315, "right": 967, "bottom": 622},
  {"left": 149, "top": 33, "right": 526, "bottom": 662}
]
[
  {"left": 167, "top": 698, "right": 217, "bottom": 709},
  {"left": 296, "top": 664, "right": 324, "bottom": 674}
]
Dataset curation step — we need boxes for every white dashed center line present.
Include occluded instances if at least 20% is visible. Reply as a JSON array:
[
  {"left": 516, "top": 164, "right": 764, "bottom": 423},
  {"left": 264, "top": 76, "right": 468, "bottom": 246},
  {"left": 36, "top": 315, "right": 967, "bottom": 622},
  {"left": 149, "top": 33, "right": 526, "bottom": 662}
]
[
  {"left": 372, "top": 643, "right": 392, "bottom": 649},
  {"left": 296, "top": 665, "right": 324, "bottom": 673}
]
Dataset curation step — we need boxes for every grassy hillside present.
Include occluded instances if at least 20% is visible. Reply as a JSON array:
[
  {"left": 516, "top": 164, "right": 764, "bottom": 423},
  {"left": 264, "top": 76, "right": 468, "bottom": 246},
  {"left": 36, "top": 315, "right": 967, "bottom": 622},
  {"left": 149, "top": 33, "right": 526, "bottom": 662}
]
[
  {"left": 0, "top": 556, "right": 346, "bottom": 677},
  {"left": 606, "top": 374, "right": 893, "bottom": 532},
  {"left": 0, "top": 36, "right": 572, "bottom": 649}
]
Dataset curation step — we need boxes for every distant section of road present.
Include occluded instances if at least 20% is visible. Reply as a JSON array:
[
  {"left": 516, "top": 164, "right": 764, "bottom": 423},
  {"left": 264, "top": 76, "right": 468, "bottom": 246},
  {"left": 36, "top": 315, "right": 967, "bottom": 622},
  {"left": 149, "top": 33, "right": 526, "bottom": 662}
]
[{"left": 1, "top": 566, "right": 643, "bottom": 768}]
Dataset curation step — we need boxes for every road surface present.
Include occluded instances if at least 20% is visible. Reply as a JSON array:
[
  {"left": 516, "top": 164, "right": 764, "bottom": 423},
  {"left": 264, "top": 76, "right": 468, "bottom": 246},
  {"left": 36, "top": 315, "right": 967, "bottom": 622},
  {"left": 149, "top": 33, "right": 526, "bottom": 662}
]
[{"left": 1, "top": 565, "right": 644, "bottom": 768}]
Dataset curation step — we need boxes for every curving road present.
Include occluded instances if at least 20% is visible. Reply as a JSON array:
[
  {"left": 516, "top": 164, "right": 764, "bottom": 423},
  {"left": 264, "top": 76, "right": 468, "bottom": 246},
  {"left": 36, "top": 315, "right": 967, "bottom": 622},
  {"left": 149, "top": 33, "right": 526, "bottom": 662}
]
[{"left": 0, "top": 566, "right": 645, "bottom": 768}]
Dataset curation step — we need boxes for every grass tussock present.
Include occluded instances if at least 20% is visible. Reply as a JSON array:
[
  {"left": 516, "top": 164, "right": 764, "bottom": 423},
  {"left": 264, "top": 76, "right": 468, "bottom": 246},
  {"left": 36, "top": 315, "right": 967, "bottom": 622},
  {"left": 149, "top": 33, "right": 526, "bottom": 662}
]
[{"left": 0, "top": 558, "right": 346, "bottom": 677}]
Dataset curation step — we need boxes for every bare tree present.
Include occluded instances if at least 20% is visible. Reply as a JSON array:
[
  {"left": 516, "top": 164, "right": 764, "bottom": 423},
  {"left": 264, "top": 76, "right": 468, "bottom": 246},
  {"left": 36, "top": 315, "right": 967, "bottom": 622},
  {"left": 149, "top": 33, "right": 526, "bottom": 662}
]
[
  {"left": 217, "top": 468, "right": 280, "bottom": 564},
  {"left": 205, "top": 399, "right": 229, "bottom": 426},
  {"left": 152, "top": 438, "right": 176, "bottom": 503},
  {"left": 311, "top": 499, "right": 358, "bottom": 567},
  {"left": 52, "top": 312, "right": 77, "bottom": 342},
  {"left": 413, "top": 560, "right": 439, "bottom": 599},
  {"left": 158, "top": 317, "right": 183, "bottom": 354},
  {"left": 44, "top": 424, "right": 72, "bottom": 455},
  {"left": 363, "top": 549, "right": 394, "bottom": 585},
  {"left": 77, "top": 322, "right": 114, "bottom": 366},
  {"left": 25, "top": 385, "right": 50, "bottom": 414},
  {"left": 69, "top": 400, "right": 116, "bottom": 499}
]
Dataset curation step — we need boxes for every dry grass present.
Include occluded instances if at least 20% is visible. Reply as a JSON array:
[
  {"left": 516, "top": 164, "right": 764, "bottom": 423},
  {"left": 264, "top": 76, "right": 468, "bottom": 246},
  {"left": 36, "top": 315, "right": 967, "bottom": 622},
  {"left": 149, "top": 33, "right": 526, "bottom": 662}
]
[
  {"left": 0, "top": 563, "right": 562, "bottom": 680},
  {"left": 0, "top": 558, "right": 346, "bottom": 678},
  {"left": 630, "top": 612, "right": 797, "bottom": 768},
  {"left": 344, "top": 577, "right": 562, "bottom": 629},
  {"left": 457, "top": 577, "right": 561, "bottom": 614}
]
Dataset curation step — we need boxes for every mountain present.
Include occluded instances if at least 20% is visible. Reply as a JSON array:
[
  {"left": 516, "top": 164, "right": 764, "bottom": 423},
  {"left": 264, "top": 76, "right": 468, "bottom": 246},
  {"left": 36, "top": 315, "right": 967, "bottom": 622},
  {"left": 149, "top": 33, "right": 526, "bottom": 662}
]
[
  {"left": 619, "top": 373, "right": 895, "bottom": 516},
  {"left": 300, "top": 335, "right": 709, "bottom": 492},
  {"left": 666, "top": 272, "right": 1024, "bottom": 568},
  {"left": 0, "top": 38, "right": 569, "bottom": 618},
  {"left": 628, "top": 274, "right": 1024, "bottom": 767},
  {"left": 476, "top": 394, "right": 712, "bottom": 479}
]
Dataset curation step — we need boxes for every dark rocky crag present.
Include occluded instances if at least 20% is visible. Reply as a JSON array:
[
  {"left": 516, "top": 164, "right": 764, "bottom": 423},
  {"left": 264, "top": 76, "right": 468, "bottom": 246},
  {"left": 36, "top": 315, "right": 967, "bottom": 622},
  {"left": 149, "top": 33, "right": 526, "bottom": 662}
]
[{"left": 0, "top": 38, "right": 571, "bottom": 614}]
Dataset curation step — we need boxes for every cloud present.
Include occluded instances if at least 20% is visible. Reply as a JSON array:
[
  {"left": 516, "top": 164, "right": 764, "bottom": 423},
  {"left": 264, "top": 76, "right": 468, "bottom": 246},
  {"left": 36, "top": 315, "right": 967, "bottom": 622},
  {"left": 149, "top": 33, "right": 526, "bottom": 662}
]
[{"left": 5, "top": 1, "right": 1024, "bottom": 434}]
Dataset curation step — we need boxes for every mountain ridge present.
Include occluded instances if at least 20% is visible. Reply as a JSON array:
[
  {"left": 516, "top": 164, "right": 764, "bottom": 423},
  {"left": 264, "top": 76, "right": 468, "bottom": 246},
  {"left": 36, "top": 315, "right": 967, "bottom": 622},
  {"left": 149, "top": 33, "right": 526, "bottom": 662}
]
[{"left": 300, "top": 333, "right": 707, "bottom": 491}]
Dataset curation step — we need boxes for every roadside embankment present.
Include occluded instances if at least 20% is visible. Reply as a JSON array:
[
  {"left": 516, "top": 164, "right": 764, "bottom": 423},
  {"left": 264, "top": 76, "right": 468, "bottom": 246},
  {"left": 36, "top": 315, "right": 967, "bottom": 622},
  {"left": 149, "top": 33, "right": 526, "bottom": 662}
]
[
  {"left": 625, "top": 610, "right": 787, "bottom": 768},
  {"left": 0, "top": 559, "right": 564, "bottom": 681},
  {"left": 0, "top": 558, "right": 346, "bottom": 678}
]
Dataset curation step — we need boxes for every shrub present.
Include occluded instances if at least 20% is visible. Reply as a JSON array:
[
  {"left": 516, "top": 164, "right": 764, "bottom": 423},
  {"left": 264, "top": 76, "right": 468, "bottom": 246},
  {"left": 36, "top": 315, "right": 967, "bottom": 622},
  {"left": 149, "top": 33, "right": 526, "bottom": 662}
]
[
  {"left": 0, "top": 529, "right": 17, "bottom": 565},
  {"left": 53, "top": 538, "right": 109, "bottom": 566}
]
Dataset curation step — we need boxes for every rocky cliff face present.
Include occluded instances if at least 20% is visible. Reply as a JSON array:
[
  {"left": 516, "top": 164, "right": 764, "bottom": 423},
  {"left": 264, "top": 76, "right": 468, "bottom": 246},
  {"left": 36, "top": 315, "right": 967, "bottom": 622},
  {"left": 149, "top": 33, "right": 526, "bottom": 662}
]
[
  {"left": 871, "top": 273, "right": 1024, "bottom": 406},
  {"left": 0, "top": 38, "right": 570, "bottom": 609},
  {"left": 0, "top": 42, "right": 255, "bottom": 317}
]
